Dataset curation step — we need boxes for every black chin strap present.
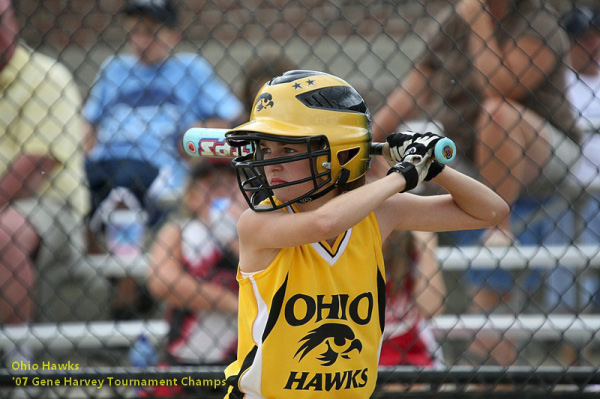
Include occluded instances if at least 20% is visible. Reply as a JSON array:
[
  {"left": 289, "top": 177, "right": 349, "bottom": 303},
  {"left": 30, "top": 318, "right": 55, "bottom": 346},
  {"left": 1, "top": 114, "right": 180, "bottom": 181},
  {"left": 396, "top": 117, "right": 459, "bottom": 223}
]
[{"left": 299, "top": 168, "right": 350, "bottom": 203}]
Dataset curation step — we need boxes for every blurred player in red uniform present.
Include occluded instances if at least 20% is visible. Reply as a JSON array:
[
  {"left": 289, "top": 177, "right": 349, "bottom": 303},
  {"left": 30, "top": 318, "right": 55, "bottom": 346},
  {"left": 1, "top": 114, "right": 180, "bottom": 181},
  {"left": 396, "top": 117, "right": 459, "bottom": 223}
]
[{"left": 380, "top": 231, "right": 445, "bottom": 368}]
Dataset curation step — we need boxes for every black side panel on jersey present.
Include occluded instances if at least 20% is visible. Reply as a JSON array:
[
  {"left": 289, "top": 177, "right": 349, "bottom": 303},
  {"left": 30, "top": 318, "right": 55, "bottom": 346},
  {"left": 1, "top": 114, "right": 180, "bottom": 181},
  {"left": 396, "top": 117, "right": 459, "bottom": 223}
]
[
  {"left": 377, "top": 268, "right": 386, "bottom": 334},
  {"left": 225, "top": 345, "right": 258, "bottom": 399},
  {"left": 262, "top": 274, "right": 289, "bottom": 342}
]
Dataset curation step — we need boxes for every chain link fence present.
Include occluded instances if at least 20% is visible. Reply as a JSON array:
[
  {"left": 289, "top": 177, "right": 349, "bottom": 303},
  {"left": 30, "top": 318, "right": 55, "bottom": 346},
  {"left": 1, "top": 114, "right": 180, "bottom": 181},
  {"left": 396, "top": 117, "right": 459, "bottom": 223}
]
[{"left": 2, "top": 0, "right": 600, "bottom": 397}]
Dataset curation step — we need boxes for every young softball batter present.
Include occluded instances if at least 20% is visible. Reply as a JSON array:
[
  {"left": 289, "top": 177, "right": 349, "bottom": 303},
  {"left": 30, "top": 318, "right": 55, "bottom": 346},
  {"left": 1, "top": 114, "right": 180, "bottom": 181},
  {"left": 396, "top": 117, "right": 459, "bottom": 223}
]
[{"left": 222, "top": 70, "right": 508, "bottom": 399}]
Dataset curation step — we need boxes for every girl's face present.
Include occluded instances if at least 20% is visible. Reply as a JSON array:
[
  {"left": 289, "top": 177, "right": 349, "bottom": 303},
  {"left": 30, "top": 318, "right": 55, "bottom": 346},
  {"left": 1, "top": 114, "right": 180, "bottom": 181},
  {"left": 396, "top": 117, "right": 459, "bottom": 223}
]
[{"left": 259, "top": 140, "right": 316, "bottom": 203}]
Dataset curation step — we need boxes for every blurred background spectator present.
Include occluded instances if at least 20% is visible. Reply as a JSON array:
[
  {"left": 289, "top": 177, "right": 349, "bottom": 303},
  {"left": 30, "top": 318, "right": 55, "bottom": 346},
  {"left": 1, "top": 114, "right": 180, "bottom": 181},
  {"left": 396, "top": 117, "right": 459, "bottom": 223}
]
[
  {"left": 373, "top": 0, "right": 581, "bottom": 366},
  {"left": 0, "top": 0, "right": 87, "bottom": 365},
  {"left": 562, "top": 6, "right": 600, "bottom": 315},
  {"left": 82, "top": 0, "right": 243, "bottom": 319},
  {"left": 373, "top": 0, "right": 580, "bottom": 244},
  {"left": 146, "top": 161, "right": 241, "bottom": 395},
  {"left": 380, "top": 231, "right": 446, "bottom": 368},
  {"left": 239, "top": 53, "right": 295, "bottom": 121}
]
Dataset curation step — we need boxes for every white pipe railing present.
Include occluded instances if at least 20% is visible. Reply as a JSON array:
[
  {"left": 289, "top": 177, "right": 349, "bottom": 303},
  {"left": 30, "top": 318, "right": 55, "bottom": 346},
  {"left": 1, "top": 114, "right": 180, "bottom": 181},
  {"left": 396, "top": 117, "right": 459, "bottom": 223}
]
[
  {"left": 2, "top": 314, "right": 599, "bottom": 350},
  {"left": 78, "top": 244, "right": 600, "bottom": 279}
]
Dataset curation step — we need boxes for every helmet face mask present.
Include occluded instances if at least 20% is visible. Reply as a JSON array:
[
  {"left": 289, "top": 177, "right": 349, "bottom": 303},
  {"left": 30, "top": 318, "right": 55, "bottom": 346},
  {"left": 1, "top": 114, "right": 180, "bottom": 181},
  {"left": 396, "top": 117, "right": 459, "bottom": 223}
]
[
  {"left": 226, "top": 70, "right": 372, "bottom": 211},
  {"left": 231, "top": 133, "right": 332, "bottom": 211}
]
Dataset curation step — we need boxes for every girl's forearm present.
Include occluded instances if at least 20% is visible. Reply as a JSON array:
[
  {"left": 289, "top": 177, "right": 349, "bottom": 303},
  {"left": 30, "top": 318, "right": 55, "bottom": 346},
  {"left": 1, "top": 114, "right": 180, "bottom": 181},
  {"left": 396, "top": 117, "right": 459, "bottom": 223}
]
[
  {"left": 433, "top": 167, "right": 509, "bottom": 224},
  {"left": 315, "top": 173, "right": 406, "bottom": 236}
]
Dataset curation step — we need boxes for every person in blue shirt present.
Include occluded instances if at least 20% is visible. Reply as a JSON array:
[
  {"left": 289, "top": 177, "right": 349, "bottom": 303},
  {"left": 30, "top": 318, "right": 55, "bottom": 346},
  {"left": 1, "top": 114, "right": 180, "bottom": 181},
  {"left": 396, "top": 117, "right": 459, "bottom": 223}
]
[
  {"left": 82, "top": 0, "right": 242, "bottom": 318},
  {"left": 83, "top": 0, "right": 242, "bottom": 229}
]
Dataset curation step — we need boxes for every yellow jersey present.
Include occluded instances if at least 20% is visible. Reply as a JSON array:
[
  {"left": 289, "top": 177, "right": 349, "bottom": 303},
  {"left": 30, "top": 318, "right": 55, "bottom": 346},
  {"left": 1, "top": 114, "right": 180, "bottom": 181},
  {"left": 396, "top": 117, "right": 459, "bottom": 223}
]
[{"left": 225, "top": 203, "right": 386, "bottom": 399}]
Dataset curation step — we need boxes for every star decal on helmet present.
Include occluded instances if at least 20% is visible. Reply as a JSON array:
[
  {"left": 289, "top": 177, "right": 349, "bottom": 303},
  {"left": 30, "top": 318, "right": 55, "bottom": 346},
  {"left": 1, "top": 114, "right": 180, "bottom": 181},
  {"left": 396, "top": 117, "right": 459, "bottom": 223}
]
[
  {"left": 306, "top": 79, "right": 315, "bottom": 85},
  {"left": 293, "top": 82, "right": 302, "bottom": 90}
]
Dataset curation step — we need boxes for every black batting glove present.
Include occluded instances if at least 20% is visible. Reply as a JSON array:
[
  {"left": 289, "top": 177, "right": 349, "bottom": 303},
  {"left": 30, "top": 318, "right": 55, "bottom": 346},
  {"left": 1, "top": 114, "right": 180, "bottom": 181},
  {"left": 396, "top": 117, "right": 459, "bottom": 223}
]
[
  {"left": 425, "top": 160, "right": 445, "bottom": 181},
  {"left": 388, "top": 157, "right": 432, "bottom": 192},
  {"left": 385, "top": 131, "right": 443, "bottom": 167}
]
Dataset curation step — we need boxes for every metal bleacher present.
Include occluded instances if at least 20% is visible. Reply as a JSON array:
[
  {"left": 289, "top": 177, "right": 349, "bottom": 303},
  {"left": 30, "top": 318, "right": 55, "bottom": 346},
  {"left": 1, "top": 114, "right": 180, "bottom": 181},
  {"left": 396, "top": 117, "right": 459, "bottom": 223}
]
[
  {"left": 78, "top": 243, "right": 600, "bottom": 279},
  {"left": 2, "top": 313, "right": 600, "bottom": 352},
  {"left": 2, "top": 243, "right": 600, "bottom": 352}
]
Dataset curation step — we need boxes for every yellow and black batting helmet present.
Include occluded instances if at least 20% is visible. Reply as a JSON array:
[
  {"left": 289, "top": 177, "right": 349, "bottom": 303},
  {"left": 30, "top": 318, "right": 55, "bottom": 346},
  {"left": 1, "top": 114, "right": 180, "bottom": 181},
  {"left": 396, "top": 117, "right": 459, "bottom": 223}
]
[{"left": 226, "top": 70, "right": 372, "bottom": 211}]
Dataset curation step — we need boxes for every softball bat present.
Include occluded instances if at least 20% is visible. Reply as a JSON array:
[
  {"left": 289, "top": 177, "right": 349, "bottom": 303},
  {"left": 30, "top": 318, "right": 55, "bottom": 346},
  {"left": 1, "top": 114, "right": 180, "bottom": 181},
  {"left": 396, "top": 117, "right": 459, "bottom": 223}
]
[
  {"left": 183, "top": 128, "right": 252, "bottom": 158},
  {"left": 183, "top": 127, "right": 456, "bottom": 164}
]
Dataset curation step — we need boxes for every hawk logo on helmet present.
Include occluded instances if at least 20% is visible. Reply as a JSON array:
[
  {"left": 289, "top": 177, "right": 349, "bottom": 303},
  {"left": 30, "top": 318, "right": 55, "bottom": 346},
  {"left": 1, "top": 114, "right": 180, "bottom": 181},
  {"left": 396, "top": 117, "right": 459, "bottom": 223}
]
[{"left": 255, "top": 93, "right": 274, "bottom": 112}]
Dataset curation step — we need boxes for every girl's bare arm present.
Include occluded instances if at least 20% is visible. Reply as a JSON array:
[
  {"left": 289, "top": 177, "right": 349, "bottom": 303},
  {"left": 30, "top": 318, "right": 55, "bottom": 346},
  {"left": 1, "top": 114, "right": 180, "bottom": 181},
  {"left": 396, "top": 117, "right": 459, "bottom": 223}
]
[{"left": 377, "top": 167, "right": 509, "bottom": 239}]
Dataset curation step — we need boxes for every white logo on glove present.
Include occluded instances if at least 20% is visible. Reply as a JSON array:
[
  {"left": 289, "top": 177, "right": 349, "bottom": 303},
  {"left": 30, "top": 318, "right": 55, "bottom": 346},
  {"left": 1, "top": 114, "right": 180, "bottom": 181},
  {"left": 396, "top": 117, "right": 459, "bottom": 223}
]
[{"left": 406, "top": 147, "right": 418, "bottom": 155}]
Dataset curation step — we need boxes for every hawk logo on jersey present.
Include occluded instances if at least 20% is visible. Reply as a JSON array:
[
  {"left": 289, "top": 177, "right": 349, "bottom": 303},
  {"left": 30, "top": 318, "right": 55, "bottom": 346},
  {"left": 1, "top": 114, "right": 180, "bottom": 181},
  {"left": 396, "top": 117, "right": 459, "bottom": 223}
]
[
  {"left": 255, "top": 93, "right": 274, "bottom": 112},
  {"left": 294, "top": 323, "right": 363, "bottom": 366}
]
